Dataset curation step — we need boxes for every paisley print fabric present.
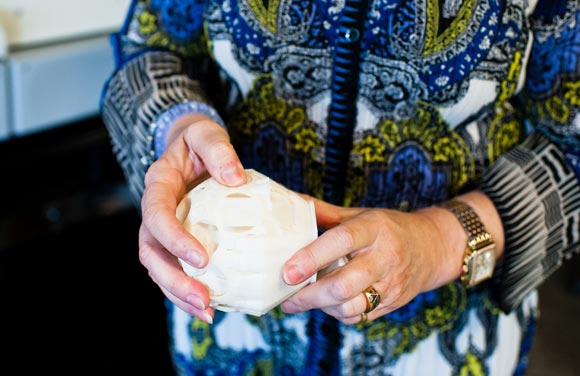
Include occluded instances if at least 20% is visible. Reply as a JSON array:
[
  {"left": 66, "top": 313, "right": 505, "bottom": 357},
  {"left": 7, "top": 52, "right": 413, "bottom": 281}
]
[{"left": 101, "top": 0, "right": 580, "bottom": 374}]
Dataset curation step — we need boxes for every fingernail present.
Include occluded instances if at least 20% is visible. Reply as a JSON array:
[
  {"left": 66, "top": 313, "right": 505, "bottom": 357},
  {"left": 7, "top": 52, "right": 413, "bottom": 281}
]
[
  {"left": 221, "top": 165, "right": 245, "bottom": 185},
  {"left": 283, "top": 263, "right": 305, "bottom": 285},
  {"left": 187, "top": 295, "right": 206, "bottom": 310},
  {"left": 282, "top": 301, "right": 299, "bottom": 313},
  {"left": 187, "top": 251, "right": 204, "bottom": 268},
  {"left": 202, "top": 311, "right": 213, "bottom": 324}
]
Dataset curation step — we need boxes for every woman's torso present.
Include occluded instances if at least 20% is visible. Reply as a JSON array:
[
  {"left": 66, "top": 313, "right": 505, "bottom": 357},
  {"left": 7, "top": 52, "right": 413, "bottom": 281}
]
[{"left": 134, "top": 0, "right": 542, "bottom": 374}]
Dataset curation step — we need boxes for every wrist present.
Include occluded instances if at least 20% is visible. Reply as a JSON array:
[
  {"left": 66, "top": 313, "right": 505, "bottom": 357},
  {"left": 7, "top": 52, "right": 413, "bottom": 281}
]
[
  {"left": 420, "top": 192, "right": 505, "bottom": 290},
  {"left": 166, "top": 113, "right": 214, "bottom": 147},
  {"left": 417, "top": 206, "right": 467, "bottom": 289},
  {"left": 151, "top": 101, "right": 225, "bottom": 158},
  {"left": 439, "top": 199, "right": 497, "bottom": 288}
]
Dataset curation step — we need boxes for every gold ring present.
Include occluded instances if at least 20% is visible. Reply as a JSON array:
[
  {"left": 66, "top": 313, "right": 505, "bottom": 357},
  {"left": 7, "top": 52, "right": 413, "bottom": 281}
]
[
  {"left": 360, "top": 312, "right": 368, "bottom": 323},
  {"left": 362, "top": 286, "right": 381, "bottom": 314}
]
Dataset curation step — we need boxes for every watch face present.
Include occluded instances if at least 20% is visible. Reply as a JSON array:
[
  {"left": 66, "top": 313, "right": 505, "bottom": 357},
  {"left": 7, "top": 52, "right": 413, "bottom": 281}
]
[{"left": 466, "top": 244, "right": 496, "bottom": 286}]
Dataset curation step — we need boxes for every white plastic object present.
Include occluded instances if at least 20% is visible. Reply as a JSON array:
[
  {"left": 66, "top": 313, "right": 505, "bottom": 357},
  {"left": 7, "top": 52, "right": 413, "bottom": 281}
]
[{"left": 176, "top": 169, "right": 318, "bottom": 316}]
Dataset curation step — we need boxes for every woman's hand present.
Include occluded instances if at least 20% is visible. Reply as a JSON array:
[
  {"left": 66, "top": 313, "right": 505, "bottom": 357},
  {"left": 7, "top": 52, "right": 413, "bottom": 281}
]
[
  {"left": 280, "top": 194, "right": 504, "bottom": 325},
  {"left": 138, "top": 114, "right": 246, "bottom": 323}
]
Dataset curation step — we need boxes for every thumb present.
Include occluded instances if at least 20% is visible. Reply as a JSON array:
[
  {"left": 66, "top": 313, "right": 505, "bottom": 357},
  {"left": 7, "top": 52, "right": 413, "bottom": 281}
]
[{"left": 183, "top": 120, "right": 247, "bottom": 186}]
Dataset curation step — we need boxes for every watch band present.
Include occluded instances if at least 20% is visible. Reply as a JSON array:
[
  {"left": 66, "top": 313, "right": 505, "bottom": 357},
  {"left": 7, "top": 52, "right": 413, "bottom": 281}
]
[{"left": 439, "top": 200, "right": 496, "bottom": 288}]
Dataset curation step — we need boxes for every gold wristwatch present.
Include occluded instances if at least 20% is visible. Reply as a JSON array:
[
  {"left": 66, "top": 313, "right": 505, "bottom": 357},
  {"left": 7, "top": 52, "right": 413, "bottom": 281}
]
[{"left": 439, "top": 200, "right": 496, "bottom": 288}]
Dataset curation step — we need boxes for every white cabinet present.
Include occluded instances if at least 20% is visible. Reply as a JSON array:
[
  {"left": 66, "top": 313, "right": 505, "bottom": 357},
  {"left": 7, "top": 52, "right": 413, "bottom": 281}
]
[
  {"left": 9, "top": 37, "right": 115, "bottom": 136},
  {"left": 0, "top": 0, "right": 128, "bottom": 139},
  {"left": 0, "top": 0, "right": 130, "bottom": 47}
]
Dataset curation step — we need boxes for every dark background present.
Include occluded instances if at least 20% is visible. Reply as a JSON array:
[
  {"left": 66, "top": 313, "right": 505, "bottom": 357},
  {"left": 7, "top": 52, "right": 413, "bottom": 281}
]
[{"left": 0, "top": 118, "right": 174, "bottom": 375}]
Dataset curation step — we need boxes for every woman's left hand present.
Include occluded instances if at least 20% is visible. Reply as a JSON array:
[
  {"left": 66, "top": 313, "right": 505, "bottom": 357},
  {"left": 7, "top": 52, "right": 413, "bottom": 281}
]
[{"left": 280, "top": 197, "right": 464, "bottom": 325}]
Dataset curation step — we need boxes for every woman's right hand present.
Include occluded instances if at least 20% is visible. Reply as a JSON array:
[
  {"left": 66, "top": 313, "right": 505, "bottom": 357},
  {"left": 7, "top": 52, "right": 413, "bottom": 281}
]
[{"left": 139, "top": 114, "right": 246, "bottom": 323}]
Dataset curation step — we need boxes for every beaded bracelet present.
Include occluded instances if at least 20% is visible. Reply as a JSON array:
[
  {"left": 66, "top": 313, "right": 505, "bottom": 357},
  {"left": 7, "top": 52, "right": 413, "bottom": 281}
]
[{"left": 151, "top": 101, "right": 226, "bottom": 158}]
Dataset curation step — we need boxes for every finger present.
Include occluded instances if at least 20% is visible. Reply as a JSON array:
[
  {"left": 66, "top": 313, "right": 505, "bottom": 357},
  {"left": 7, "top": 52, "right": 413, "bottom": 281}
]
[
  {"left": 182, "top": 120, "right": 246, "bottom": 187},
  {"left": 338, "top": 305, "right": 391, "bottom": 326},
  {"left": 320, "top": 284, "right": 392, "bottom": 325},
  {"left": 319, "top": 293, "right": 366, "bottom": 322},
  {"left": 139, "top": 225, "right": 211, "bottom": 308},
  {"left": 322, "top": 277, "right": 395, "bottom": 324},
  {"left": 305, "top": 196, "right": 362, "bottom": 229},
  {"left": 141, "top": 171, "right": 209, "bottom": 267},
  {"left": 282, "top": 214, "right": 377, "bottom": 285},
  {"left": 282, "top": 254, "right": 382, "bottom": 312},
  {"left": 159, "top": 285, "right": 215, "bottom": 324}
]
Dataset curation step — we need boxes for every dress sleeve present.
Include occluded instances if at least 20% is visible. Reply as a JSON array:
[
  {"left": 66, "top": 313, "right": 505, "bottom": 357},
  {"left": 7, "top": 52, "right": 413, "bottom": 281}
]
[
  {"left": 478, "top": 0, "right": 580, "bottom": 313},
  {"left": 100, "top": 0, "right": 225, "bottom": 208}
]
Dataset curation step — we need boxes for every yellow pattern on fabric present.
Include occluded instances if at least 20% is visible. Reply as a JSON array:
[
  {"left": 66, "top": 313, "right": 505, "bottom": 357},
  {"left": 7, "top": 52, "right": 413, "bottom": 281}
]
[
  {"left": 423, "top": 0, "right": 476, "bottom": 56},
  {"left": 190, "top": 318, "right": 213, "bottom": 360},
  {"left": 247, "top": 0, "right": 281, "bottom": 34},
  {"left": 353, "top": 134, "right": 387, "bottom": 164},
  {"left": 229, "top": 74, "right": 325, "bottom": 198},
  {"left": 138, "top": 10, "right": 158, "bottom": 35},
  {"left": 345, "top": 102, "right": 474, "bottom": 206},
  {"left": 482, "top": 291, "right": 502, "bottom": 315},
  {"left": 487, "top": 52, "right": 526, "bottom": 164},
  {"left": 425, "top": 284, "right": 466, "bottom": 331},
  {"left": 248, "top": 359, "right": 275, "bottom": 376},
  {"left": 527, "top": 78, "right": 578, "bottom": 129},
  {"left": 295, "top": 125, "right": 321, "bottom": 154},
  {"left": 459, "top": 351, "right": 486, "bottom": 376},
  {"left": 246, "top": 306, "right": 287, "bottom": 331},
  {"left": 546, "top": 96, "right": 571, "bottom": 124},
  {"left": 354, "top": 283, "right": 466, "bottom": 358},
  {"left": 232, "top": 75, "right": 294, "bottom": 136},
  {"left": 381, "top": 102, "right": 474, "bottom": 191},
  {"left": 488, "top": 110, "right": 522, "bottom": 164},
  {"left": 564, "top": 80, "right": 580, "bottom": 106}
]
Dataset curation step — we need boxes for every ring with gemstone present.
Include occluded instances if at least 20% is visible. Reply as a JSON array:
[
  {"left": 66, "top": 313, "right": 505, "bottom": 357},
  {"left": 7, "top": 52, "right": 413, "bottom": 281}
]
[{"left": 362, "top": 286, "right": 381, "bottom": 314}]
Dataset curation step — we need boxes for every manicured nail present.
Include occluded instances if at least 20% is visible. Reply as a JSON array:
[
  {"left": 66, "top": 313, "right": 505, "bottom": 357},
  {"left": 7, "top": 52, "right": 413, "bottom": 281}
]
[
  {"left": 202, "top": 311, "right": 213, "bottom": 324},
  {"left": 187, "top": 251, "right": 204, "bottom": 268},
  {"left": 187, "top": 295, "right": 206, "bottom": 310},
  {"left": 283, "top": 263, "right": 305, "bottom": 285}
]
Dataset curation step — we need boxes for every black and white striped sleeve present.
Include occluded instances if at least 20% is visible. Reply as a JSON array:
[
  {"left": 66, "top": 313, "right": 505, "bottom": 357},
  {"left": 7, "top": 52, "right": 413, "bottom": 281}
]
[
  {"left": 479, "top": 133, "right": 580, "bottom": 312},
  {"left": 101, "top": 51, "right": 209, "bottom": 208},
  {"left": 478, "top": 1, "right": 580, "bottom": 313}
]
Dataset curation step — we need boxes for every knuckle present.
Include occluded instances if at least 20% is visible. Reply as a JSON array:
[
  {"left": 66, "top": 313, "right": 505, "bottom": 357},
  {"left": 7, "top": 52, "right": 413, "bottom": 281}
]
[
  {"left": 289, "top": 294, "right": 310, "bottom": 311},
  {"left": 332, "top": 225, "right": 356, "bottom": 252},
  {"left": 386, "top": 277, "right": 407, "bottom": 305},
  {"left": 141, "top": 205, "right": 164, "bottom": 236},
  {"left": 341, "top": 315, "right": 359, "bottom": 326},
  {"left": 144, "top": 162, "right": 167, "bottom": 185},
  {"left": 300, "top": 247, "right": 320, "bottom": 275},
  {"left": 208, "top": 140, "right": 236, "bottom": 161},
  {"left": 144, "top": 162, "right": 183, "bottom": 189},
  {"left": 330, "top": 278, "right": 355, "bottom": 302},
  {"left": 338, "top": 300, "right": 358, "bottom": 318},
  {"left": 363, "top": 209, "right": 382, "bottom": 222},
  {"left": 138, "top": 244, "right": 151, "bottom": 269},
  {"left": 167, "top": 279, "right": 183, "bottom": 299}
]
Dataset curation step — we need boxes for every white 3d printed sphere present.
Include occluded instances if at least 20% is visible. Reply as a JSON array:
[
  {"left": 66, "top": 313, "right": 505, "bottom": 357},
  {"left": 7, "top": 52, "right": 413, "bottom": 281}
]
[{"left": 175, "top": 169, "right": 318, "bottom": 316}]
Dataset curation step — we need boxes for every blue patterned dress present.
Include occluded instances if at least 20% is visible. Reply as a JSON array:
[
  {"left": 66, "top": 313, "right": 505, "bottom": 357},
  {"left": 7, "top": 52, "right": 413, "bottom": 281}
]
[{"left": 101, "top": 0, "right": 580, "bottom": 374}]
